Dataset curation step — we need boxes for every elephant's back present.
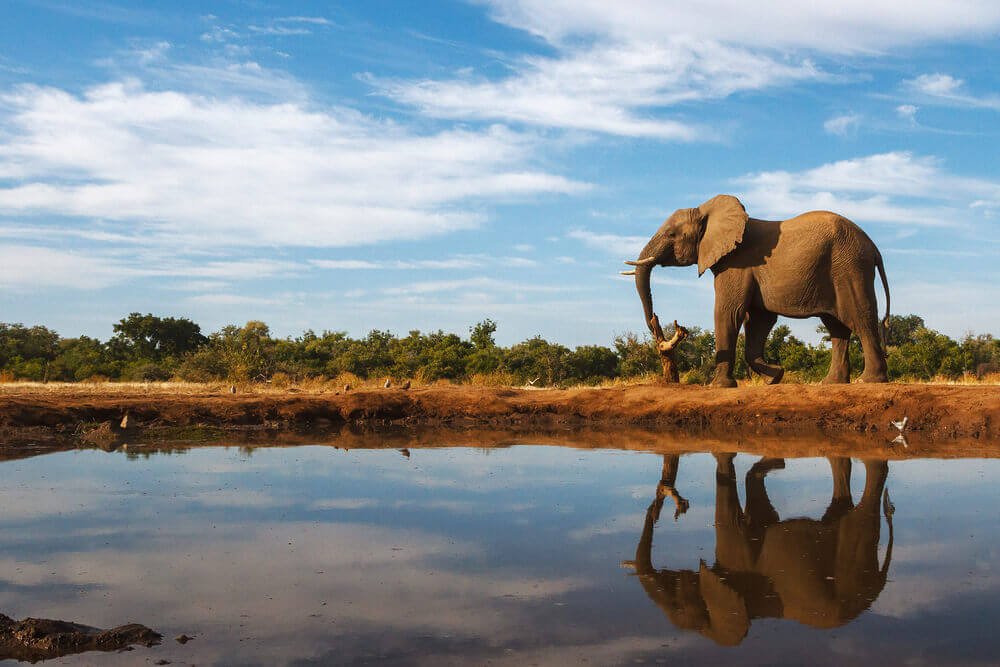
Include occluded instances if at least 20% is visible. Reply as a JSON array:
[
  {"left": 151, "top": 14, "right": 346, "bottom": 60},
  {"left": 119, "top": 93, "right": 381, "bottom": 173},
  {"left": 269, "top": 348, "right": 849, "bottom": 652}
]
[{"left": 781, "top": 211, "right": 880, "bottom": 258}]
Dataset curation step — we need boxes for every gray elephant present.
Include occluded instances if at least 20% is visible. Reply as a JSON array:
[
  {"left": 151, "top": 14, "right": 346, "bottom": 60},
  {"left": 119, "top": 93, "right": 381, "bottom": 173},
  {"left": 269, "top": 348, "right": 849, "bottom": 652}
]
[
  {"left": 622, "top": 454, "right": 894, "bottom": 646},
  {"left": 622, "top": 195, "right": 890, "bottom": 386}
]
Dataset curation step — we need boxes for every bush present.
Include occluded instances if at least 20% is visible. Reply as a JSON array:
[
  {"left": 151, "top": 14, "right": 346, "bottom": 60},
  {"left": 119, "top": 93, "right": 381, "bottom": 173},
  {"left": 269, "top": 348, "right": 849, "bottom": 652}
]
[{"left": 129, "top": 363, "right": 172, "bottom": 382}]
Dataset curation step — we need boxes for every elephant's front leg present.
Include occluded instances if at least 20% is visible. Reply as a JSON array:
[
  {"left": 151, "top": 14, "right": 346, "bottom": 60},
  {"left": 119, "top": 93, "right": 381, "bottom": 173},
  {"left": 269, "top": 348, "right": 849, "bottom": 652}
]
[
  {"left": 711, "top": 300, "right": 743, "bottom": 388},
  {"left": 745, "top": 311, "right": 784, "bottom": 384}
]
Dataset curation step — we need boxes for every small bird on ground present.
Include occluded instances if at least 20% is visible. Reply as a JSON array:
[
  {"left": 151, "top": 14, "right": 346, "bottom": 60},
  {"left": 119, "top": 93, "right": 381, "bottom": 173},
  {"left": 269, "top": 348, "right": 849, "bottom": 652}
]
[
  {"left": 383, "top": 378, "right": 391, "bottom": 388},
  {"left": 401, "top": 380, "right": 411, "bottom": 390},
  {"left": 343, "top": 384, "right": 351, "bottom": 392},
  {"left": 891, "top": 434, "right": 909, "bottom": 448},
  {"left": 890, "top": 416, "right": 908, "bottom": 433},
  {"left": 119, "top": 414, "right": 130, "bottom": 430},
  {"left": 230, "top": 385, "right": 237, "bottom": 394}
]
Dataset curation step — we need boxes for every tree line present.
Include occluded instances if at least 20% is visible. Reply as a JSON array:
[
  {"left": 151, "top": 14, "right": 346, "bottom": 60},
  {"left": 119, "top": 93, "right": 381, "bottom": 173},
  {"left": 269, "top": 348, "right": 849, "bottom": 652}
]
[{"left": 0, "top": 312, "right": 997, "bottom": 386}]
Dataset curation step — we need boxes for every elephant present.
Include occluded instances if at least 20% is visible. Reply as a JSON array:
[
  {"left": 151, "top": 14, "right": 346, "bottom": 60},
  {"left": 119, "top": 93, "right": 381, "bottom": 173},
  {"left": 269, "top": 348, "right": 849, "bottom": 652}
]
[
  {"left": 622, "top": 195, "right": 891, "bottom": 386},
  {"left": 621, "top": 454, "right": 893, "bottom": 646}
]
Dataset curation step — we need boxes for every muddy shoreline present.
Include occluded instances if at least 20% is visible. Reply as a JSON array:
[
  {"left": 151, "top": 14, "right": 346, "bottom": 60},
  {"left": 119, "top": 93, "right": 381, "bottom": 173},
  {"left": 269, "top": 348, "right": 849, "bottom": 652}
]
[
  {"left": 2, "top": 383, "right": 999, "bottom": 460},
  {"left": 2, "top": 383, "right": 997, "bottom": 438}
]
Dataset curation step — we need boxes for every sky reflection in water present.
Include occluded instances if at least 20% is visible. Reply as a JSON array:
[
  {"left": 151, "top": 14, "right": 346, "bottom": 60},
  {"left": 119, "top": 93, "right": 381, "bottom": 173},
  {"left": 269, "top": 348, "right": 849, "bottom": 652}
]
[{"left": 1, "top": 444, "right": 999, "bottom": 665}]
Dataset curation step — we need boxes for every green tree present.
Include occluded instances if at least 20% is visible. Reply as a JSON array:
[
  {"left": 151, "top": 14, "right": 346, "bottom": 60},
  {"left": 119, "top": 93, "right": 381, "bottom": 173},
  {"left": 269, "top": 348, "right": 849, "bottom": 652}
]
[
  {"left": 111, "top": 313, "right": 207, "bottom": 361},
  {"left": 470, "top": 319, "right": 498, "bottom": 349}
]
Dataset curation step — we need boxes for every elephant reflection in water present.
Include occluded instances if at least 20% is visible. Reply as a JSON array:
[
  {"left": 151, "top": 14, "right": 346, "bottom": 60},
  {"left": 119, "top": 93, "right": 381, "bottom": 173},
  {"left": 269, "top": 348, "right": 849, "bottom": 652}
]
[{"left": 622, "top": 454, "right": 894, "bottom": 646}]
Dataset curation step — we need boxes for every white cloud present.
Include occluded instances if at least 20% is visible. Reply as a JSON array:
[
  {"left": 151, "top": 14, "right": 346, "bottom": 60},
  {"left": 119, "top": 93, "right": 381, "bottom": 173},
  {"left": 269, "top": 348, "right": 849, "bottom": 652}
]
[
  {"left": 185, "top": 293, "right": 291, "bottom": 306},
  {"left": 824, "top": 113, "right": 861, "bottom": 136},
  {"left": 903, "top": 73, "right": 1000, "bottom": 110},
  {"left": 376, "top": 2, "right": 1000, "bottom": 138},
  {"left": 372, "top": 38, "right": 820, "bottom": 139},
  {"left": 477, "top": 0, "right": 1000, "bottom": 52},
  {"left": 0, "top": 73, "right": 587, "bottom": 249},
  {"left": 276, "top": 16, "right": 332, "bottom": 25},
  {"left": 381, "top": 277, "right": 573, "bottom": 296},
  {"left": 311, "top": 258, "right": 484, "bottom": 270},
  {"left": 0, "top": 245, "right": 142, "bottom": 289},
  {"left": 737, "top": 152, "right": 1000, "bottom": 226},
  {"left": 0, "top": 244, "right": 304, "bottom": 290},
  {"left": 248, "top": 25, "right": 312, "bottom": 36},
  {"left": 568, "top": 230, "right": 647, "bottom": 257},
  {"left": 896, "top": 104, "right": 919, "bottom": 122},
  {"left": 907, "top": 73, "right": 964, "bottom": 96}
]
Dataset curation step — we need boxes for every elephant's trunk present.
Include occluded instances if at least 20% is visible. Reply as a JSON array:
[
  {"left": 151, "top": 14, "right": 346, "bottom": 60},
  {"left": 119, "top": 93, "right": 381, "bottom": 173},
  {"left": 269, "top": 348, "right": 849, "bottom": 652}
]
[
  {"left": 635, "top": 261, "right": 655, "bottom": 333},
  {"left": 630, "top": 236, "right": 663, "bottom": 332}
]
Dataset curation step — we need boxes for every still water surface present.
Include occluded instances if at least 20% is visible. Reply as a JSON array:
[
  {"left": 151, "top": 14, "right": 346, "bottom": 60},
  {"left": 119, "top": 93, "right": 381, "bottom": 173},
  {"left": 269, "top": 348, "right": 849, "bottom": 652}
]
[{"left": 1, "top": 442, "right": 998, "bottom": 665}]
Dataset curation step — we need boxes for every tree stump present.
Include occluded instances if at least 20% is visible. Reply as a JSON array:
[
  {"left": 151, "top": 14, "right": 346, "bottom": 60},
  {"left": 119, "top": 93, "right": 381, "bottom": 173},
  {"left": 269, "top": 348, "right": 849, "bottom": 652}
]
[{"left": 649, "top": 315, "right": 689, "bottom": 383}]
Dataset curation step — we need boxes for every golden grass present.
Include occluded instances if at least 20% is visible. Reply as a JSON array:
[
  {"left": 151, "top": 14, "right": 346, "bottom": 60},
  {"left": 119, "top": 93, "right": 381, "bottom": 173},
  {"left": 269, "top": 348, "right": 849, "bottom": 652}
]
[{"left": 1, "top": 371, "right": 998, "bottom": 396}]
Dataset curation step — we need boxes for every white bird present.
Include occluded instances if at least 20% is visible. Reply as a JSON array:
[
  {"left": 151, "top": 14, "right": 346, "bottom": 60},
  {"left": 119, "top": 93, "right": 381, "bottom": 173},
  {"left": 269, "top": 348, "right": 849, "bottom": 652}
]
[
  {"left": 383, "top": 378, "right": 391, "bottom": 388},
  {"left": 527, "top": 377, "right": 540, "bottom": 386},
  {"left": 891, "top": 434, "right": 909, "bottom": 448},
  {"left": 890, "top": 416, "right": 908, "bottom": 433},
  {"left": 230, "top": 385, "right": 237, "bottom": 394}
]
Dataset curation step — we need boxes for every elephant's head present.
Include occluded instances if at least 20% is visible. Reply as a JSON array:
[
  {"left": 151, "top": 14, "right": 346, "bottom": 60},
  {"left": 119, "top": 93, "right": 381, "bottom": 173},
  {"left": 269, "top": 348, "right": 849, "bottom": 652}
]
[{"left": 623, "top": 195, "right": 748, "bottom": 331}]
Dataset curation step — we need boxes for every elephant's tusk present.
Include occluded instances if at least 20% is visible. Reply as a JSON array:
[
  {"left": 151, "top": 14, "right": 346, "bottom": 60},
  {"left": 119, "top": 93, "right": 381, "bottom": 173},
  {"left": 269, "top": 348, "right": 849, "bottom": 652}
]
[
  {"left": 624, "top": 257, "right": 656, "bottom": 266},
  {"left": 620, "top": 270, "right": 636, "bottom": 275}
]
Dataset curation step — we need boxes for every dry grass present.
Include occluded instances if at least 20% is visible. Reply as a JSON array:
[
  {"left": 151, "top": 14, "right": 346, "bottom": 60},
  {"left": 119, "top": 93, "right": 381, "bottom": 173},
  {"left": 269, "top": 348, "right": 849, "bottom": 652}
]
[{"left": 1, "top": 371, "right": 998, "bottom": 397}]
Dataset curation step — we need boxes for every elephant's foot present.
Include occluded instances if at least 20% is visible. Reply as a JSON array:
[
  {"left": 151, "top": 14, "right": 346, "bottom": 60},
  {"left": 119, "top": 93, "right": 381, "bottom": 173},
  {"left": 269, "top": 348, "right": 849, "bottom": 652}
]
[
  {"left": 757, "top": 363, "right": 784, "bottom": 385},
  {"left": 859, "top": 370, "right": 889, "bottom": 383},
  {"left": 710, "top": 373, "right": 737, "bottom": 388},
  {"left": 821, "top": 369, "right": 850, "bottom": 384}
]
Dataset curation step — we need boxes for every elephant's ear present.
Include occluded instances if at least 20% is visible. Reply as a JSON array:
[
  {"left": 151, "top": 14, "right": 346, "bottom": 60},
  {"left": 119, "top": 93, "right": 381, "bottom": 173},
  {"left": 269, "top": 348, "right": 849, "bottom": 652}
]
[{"left": 697, "top": 195, "right": 749, "bottom": 276}]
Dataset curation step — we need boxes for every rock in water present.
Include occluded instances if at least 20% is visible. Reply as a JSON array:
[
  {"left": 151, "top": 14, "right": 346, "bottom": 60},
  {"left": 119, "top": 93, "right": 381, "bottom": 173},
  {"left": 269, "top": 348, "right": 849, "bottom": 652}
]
[{"left": 0, "top": 613, "right": 160, "bottom": 662}]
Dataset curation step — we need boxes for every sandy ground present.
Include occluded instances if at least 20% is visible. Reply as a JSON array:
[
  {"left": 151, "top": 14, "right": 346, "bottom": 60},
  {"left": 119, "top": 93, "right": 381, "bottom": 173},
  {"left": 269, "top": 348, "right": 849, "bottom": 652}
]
[{"left": 1, "top": 382, "right": 997, "bottom": 442}]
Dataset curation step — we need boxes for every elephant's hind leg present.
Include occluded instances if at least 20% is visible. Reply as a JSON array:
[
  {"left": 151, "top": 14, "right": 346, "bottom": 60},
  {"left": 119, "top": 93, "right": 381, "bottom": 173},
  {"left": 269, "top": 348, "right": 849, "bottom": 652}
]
[
  {"left": 854, "top": 311, "right": 889, "bottom": 383},
  {"left": 820, "top": 315, "right": 851, "bottom": 384},
  {"left": 840, "top": 275, "right": 888, "bottom": 383},
  {"left": 745, "top": 311, "right": 784, "bottom": 384}
]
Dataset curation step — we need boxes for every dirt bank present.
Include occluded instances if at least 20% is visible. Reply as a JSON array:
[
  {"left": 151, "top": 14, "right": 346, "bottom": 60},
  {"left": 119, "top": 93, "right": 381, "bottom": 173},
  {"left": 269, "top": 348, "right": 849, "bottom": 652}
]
[{"left": 1, "top": 382, "right": 997, "bottom": 440}]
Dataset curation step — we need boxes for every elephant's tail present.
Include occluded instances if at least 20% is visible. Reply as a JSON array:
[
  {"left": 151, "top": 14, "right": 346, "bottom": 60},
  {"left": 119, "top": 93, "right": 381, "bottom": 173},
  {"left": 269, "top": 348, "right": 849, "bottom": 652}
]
[{"left": 875, "top": 250, "right": 891, "bottom": 352}]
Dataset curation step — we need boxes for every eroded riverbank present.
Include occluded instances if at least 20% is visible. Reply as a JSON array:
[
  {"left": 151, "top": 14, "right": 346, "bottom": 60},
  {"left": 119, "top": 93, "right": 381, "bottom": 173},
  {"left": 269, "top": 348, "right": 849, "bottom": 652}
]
[{"left": 1, "top": 383, "right": 998, "bottom": 441}]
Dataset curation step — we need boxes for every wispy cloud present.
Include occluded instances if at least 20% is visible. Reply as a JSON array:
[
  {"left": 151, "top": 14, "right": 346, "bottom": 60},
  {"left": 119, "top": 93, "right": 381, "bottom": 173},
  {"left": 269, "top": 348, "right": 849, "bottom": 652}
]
[
  {"left": 374, "top": 2, "right": 1000, "bottom": 139},
  {"left": 477, "top": 0, "right": 1000, "bottom": 52},
  {"left": 736, "top": 152, "right": 1000, "bottom": 226},
  {"left": 371, "top": 38, "right": 819, "bottom": 139},
  {"left": 0, "top": 244, "right": 304, "bottom": 290},
  {"left": 276, "top": 16, "right": 332, "bottom": 25},
  {"left": 247, "top": 25, "right": 312, "bottom": 36},
  {"left": 824, "top": 113, "right": 861, "bottom": 136},
  {"left": 903, "top": 73, "right": 1000, "bottom": 110},
  {"left": 567, "top": 230, "right": 647, "bottom": 256},
  {"left": 0, "top": 64, "right": 587, "bottom": 250},
  {"left": 381, "top": 277, "right": 573, "bottom": 296}
]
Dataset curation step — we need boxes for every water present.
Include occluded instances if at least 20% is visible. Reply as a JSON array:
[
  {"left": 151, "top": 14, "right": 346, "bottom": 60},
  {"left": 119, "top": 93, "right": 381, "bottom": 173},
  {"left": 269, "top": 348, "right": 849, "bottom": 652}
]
[{"left": 1, "top": 441, "right": 998, "bottom": 665}]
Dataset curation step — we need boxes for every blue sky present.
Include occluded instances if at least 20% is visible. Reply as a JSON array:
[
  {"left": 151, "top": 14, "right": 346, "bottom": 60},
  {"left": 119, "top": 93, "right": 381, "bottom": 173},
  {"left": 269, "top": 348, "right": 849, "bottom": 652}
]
[{"left": 1, "top": 0, "right": 998, "bottom": 346}]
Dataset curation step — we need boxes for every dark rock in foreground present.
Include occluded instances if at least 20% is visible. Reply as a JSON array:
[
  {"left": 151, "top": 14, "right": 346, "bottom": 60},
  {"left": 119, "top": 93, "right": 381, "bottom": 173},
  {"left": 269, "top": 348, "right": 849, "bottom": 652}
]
[{"left": 0, "top": 613, "right": 161, "bottom": 662}]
